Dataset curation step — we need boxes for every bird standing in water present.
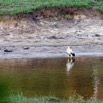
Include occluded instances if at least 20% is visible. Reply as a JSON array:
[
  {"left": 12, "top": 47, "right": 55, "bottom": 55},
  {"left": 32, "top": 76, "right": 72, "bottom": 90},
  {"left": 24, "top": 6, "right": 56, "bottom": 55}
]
[{"left": 66, "top": 46, "right": 75, "bottom": 58}]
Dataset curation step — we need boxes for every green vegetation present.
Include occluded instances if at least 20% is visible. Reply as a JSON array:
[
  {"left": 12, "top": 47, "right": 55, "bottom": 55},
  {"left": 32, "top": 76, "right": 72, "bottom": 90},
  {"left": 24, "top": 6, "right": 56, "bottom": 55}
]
[
  {"left": 0, "top": 0, "right": 103, "bottom": 14},
  {"left": 0, "top": 94, "right": 103, "bottom": 103}
]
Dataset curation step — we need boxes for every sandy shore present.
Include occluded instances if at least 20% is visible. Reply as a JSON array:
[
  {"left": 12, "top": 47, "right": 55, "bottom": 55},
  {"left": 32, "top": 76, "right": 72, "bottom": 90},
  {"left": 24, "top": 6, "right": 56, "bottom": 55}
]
[{"left": 0, "top": 12, "right": 103, "bottom": 58}]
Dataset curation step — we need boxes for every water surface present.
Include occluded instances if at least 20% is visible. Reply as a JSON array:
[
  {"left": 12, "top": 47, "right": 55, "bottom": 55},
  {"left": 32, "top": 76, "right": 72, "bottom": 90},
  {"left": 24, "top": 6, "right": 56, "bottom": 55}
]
[{"left": 0, "top": 57, "right": 103, "bottom": 100}]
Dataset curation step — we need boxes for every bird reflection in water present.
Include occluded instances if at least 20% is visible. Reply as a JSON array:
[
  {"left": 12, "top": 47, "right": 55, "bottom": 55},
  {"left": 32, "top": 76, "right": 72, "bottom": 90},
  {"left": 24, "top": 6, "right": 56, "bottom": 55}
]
[
  {"left": 66, "top": 58, "right": 75, "bottom": 74},
  {"left": 93, "top": 67, "right": 99, "bottom": 100}
]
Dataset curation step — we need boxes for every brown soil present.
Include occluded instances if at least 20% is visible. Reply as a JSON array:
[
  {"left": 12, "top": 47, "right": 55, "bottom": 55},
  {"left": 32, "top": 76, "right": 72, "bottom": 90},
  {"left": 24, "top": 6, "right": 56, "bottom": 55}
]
[{"left": 0, "top": 7, "right": 103, "bottom": 58}]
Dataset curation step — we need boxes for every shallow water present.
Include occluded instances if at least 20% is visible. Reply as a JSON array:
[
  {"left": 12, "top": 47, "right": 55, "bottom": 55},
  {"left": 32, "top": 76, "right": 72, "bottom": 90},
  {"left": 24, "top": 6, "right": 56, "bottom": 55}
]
[{"left": 0, "top": 57, "right": 103, "bottom": 100}]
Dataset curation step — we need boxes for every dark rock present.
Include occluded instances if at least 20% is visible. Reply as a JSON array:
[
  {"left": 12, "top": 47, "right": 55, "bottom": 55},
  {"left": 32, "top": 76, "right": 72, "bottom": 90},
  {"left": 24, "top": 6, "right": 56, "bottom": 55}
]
[
  {"left": 48, "top": 36, "right": 57, "bottom": 39},
  {"left": 32, "top": 14, "right": 39, "bottom": 22},
  {"left": 4, "top": 49, "right": 12, "bottom": 52},
  {"left": 54, "top": 24, "right": 59, "bottom": 28},
  {"left": 95, "top": 34, "right": 100, "bottom": 37},
  {"left": 23, "top": 46, "right": 30, "bottom": 50},
  {"left": 5, "top": 34, "right": 10, "bottom": 36}
]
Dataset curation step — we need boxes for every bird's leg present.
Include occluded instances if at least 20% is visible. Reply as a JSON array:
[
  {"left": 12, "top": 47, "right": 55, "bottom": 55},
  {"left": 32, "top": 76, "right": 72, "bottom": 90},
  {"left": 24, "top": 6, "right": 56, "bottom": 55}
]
[
  {"left": 68, "top": 58, "right": 70, "bottom": 62},
  {"left": 70, "top": 54, "right": 73, "bottom": 58},
  {"left": 70, "top": 58, "right": 72, "bottom": 62},
  {"left": 67, "top": 54, "right": 71, "bottom": 58}
]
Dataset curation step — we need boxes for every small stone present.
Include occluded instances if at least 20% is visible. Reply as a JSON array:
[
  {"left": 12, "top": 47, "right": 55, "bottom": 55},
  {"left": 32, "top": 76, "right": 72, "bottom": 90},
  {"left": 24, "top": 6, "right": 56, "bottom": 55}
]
[
  {"left": 95, "top": 34, "right": 100, "bottom": 37},
  {"left": 4, "top": 49, "right": 12, "bottom": 52},
  {"left": 48, "top": 36, "right": 57, "bottom": 39},
  {"left": 23, "top": 46, "right": 30, "bottom": 50}
]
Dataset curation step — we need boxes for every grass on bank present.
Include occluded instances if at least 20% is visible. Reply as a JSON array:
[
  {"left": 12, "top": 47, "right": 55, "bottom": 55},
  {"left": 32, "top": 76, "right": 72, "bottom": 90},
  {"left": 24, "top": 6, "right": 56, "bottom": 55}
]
[
  {"left": 0, "top": 94, "right": 103, "bottom": 103},
  {"left": 0, "top": 0, "right": 103, "bottom": 14}
]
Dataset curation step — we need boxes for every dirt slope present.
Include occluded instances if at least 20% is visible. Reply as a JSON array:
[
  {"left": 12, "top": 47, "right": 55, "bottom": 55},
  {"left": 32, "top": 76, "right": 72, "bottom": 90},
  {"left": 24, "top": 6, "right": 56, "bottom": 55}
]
[{"left": 0, "top": 7, "right": 103, "bottom": 58}]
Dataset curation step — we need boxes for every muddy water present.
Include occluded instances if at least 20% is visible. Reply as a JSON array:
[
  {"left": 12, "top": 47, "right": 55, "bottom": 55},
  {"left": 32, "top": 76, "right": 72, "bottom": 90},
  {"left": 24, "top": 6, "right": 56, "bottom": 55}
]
[{"left": 0, "top": 57, "right": 103, "bottom": 99}]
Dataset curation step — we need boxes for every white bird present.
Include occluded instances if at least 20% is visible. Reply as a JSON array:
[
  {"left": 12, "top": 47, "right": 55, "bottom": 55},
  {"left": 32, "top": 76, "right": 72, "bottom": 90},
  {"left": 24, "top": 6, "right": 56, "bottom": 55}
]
[{"left": 66, "top": 46, "right": 75, "bottom": 58}]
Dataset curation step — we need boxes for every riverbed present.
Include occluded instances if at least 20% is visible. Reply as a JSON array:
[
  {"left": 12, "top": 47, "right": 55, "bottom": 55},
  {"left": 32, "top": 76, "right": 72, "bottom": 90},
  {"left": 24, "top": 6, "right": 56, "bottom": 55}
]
[{"left": 0, "top": 9, "right": 103, "bottom": 58}]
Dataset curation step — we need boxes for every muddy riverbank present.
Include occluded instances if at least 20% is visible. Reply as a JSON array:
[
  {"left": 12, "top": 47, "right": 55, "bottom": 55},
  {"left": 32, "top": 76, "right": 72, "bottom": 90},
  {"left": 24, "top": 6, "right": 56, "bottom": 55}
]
[{"left": 0, "top": 7, "right": 103, "bottom": 58}]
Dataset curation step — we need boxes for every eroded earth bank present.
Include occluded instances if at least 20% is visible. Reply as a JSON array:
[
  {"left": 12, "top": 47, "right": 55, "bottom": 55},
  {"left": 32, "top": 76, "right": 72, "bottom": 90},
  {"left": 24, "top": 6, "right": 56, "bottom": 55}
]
[{"left": 0, "top": 7, "right": 103, "bottom": 58}]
